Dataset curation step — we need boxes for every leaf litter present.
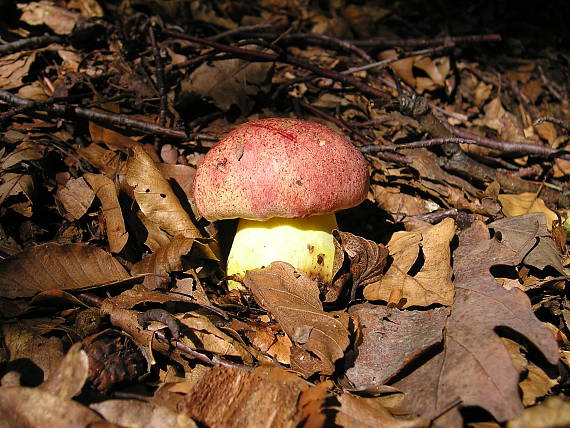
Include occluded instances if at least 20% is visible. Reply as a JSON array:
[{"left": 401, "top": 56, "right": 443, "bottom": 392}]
[{"left": 0, "top": 1, "right": 569, "bottom": 427}]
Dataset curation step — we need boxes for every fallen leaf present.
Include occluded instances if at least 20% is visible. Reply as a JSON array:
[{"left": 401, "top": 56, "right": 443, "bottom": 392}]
[
  {"left": 498, "top": 193, "right": 559, "bottom": 230},
  {"left": 84, "top": 173, "right": 128, "bottom": 253},
  {"left": 506, "top": 395, "right": 570, "bottom": 428},
  {"left": 244, "top": 262, "right": 351, "bottom": 375},
  {"left": 18, "top": 1, "right": 81, "bottom": 35},
  {"left": 345, "top": 303, "right": 450, "bottom": 388},
  {"left": 180, "top": 54, "right": 272, "bottom": 112},
  {"left": 489, "top": 213, "right": 565, "bottom": 274},
  {"left": 0, "top": 51, "right": 37, "bottom": 90},
  {"left": 334, "top": 231, "right": 389, "bottom": 289},
  {"left": 393, "top": 221, "right": 559, "bottom": 424},
  {"left": 178, "top": 365, "right": 308, "bottom": 428},
  {"left": 131, "top": 235, "right": 217, "bottom": 290},
  {"left": 126, "top": 145, "right": 201, "bottom": 239},
  {"left": 56, "top": 177, "right": 95, "bottom": 221},
  {"left": 0, "top": 386, "right": 103, "bottom": 427},
  {"left": 0, "top": 243, "right": 130, "bottom": 298},
  {"left": 363, "top": 218, "right": 456, "bottom": 308},
  {"left": 40, "top": 343, "right": 89, "bottom": 400},
  {"left": 0, "top": 172, "right": 33, "bottom": 206},
  {"left": 91, "top": 399, "right": 194, "bottom": 428}
]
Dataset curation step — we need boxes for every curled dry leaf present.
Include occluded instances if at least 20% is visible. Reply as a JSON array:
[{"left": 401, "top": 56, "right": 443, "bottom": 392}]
[
  {"left": 0, "top": 51, "right": 37, "bottom": 90},
  {"left": 489, "top": 213, "right": 565, "bottom": 274},
  {"left": 244, "top": 262, "right": 350, "bottom": 375},
  {"left": 363, "top": 218, "right": 456, "bottom": 308},
  {"left": 131, "top": 235, "right": 218, "bottom": 290},
  {"left": 498, "top": 193, "right": 558, "bottom": 230},
  {"left": 178, "top": 365, "right": 308, "bottom": 428},
  {"left": 84, "top": 173, "right": 128, "bottom": 253},
  {"left": 334, "top": 230, "right": 389, "bottom": 289},
  {"left": 126, "top": 145, "right": 201, "bottom": 239},
  {"left": 40, "top": 343, "right": 89, "bottom": 400},
  {"left": 55, "top": 177, "right": 95, "bottom": 221},
  {"left": 506, "top": 396, "right": 570, "bottom": 428},
  {"left": 0, "top": 386, "right": 103, "bottom": 427},
  {"left": 393, "top": 221, "right": 559, "bottom": 424},
  {"left": 0, "top": 243, "right": 130, "bottom": 298}
]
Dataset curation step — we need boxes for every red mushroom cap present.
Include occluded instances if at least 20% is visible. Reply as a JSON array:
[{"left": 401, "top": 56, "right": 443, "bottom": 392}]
[{"left": 193, "top": 118, "right": 370, "bottom": 221}]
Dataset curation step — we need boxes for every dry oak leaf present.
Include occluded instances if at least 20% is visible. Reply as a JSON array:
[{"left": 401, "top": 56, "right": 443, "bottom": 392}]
[
  {"left": 178, "top": 365, "right": 308, "bottom": 428},
  {"left": 345, "top": 303, "right": 450, "bottom": 389},
  {"left": 131, "top": 235, "right": 217, "bottom": 290},
  {"left": 0, "top": 386, "right": 103, "bottom": 428},
  {"left": 0, "top": 243, "right": 130, "bottom": 298},
  {"left": 84, "top": 173, "right": 128, "bottom": 253},
  {"left": 298, "top": 380, "right": 428, "bottom": 428},
  {"left": 506, "top": 395, "right": 570, "bottom": 428},
  {"left": 498, "top": 193, "right": 558, "bottom": 230},
  {"left": 334, "top": 231, "right": 389, "bottom": 289},
  {"left": 244, "top": 262, "right": 351, "bottom": 375},
  {"left": 18, "top": 1, "right": 80, "bottom": 35},
  {"left": 126, "top": 145, "right": 201, "bottom": 239},
  {"left": 489, "top": 213, "right": 565, "bottom": 274},
  {"left": 363, "top": 217, "right": 455, "bottom": 308},
  {"left": 393, "top": 221, "right": 559, "bottom": 426}
]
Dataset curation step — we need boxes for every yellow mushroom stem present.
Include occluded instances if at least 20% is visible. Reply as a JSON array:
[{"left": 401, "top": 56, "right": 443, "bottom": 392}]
[{"left": 226, "top": 213, "right": 338, "bottom": 290}]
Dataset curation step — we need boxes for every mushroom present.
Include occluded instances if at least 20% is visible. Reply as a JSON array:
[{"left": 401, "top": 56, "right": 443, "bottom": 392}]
[{"left": 192, "top": 118, "right": 369, "bottom": 289}]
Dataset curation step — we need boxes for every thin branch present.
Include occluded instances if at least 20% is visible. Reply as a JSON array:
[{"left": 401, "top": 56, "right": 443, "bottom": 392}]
[
  {"left": 535, "top": 116, "right": 570, "bottom": 132},
  {"left": 0, "top": 34, "right": 62, "bottom": 55},
  {"left": 351, "top": 33, "right": 502, "bottom": 48},
  {"left": 148, "top": 20, "right": 168, "bottom": 127},
  {"left": 0, "top": 90, "right": 218, "bottom": 141},
  {"left": 161, "top": 29, "right": 392, "bottom": 102}
]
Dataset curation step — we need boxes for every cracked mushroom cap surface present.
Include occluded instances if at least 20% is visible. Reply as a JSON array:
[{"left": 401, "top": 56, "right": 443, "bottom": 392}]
[{"left": 192, "top": 118, "right": 370, "bottom": 221}]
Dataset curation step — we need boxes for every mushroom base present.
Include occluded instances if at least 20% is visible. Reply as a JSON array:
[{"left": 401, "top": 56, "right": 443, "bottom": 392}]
[{"left": 226, "top": 214, "right": 338, "bottom": 290}]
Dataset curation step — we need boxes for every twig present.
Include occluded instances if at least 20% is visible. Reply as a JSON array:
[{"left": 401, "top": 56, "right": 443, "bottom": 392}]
[
  {"left": 0, "top": 90, "right": 218, "bottom": 141},
  {"left": 148, "top": 20, "right": 168, "bottom": 127},
  {"left": 0, "top": 34, "right": 62, "bottom": 55},
  {"left": 351, "top": 33, "right": 501, "bottom": 48},
  {"left": 161, "top": 29, "right": 392, "bottom": 102},
  {"left": 535, "top": 116, "right": 570, "bottom": 132}
]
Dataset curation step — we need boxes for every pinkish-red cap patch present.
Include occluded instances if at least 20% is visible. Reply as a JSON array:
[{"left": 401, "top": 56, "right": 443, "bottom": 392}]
[{"left": 193, "top": 118, "right": 370, "bottom": 221}]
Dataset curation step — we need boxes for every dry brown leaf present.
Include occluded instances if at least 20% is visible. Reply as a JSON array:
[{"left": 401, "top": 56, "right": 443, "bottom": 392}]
[
  {"left": 345, "top": 303, "right": 450, "bottom": 389},
  {"left": 335, "top": 231, "right": 389, "bottom": 289},
  {"left": 2, "top": 319, "right": 64, "bottom": 383},
  {"left": 363, "top": 218, "right": 456, "bottom": 308},
  {"left": 0, "top": 142, "right": 45, "bottom": 170},
  {"left": 88, "top": 120, "right": 141, "bottom": 152},
  {"left": 178, "top": 312, "right": 255, "bottom": 363},
  {"left": 126, "top": 145, "right": 201, "bottom": 239},
  {"left": 0, "top": 172, "right": 33, "bottom": 206},
  {"left": 0, "top": 243, "right": 130, "bottom": 298},
  {"left": 0, "top": 386, "right": 103, "bottom": 427},
  {"left": 76, "top": 143, "right": 124, "bottom": 176},
  {"left": 244, "top": 262, "right": 350, "bottom": 375},
  {"left": 0, "top": 51, "right": 37, "bottom": 90},
  {"left": 490, "top": 213, "right": 565, "bottom": 274},
  {"left": 156, "top": 163, "right": 196, "bottom": 203},
  {"left": 18, "top": 1, "right": 81, "bottom": 35},
  {"left": 393, "top": 221, "right": 559, "bottom": 424},
  {"left": 520, "top": 363, "right": 558, "bottom": 407},
  {"left": 84, "top": 173, "right": 128, "bottom": 253},
  {"left": 379, "top": 49, "right": 415, "bottom": 87},
  {"left": 56, "top": 177, "right": 95, "bottom": 221},
  {"left": 131, "top": 235, "right": 217, "bottom": 290},
  {"left": 498, "top": 193, "right": 558, "bottom": 230},
  {"left": 506, "top": 395, "right": 570, "bottom": 428},
  {"left": 90, "top": 399, "right": 190, "bottom": 428},
  {"left": 178, "top": 365, "right": 308, "bottom": 428},
  {"left": 180, "top": 54, "right": 272, "bottom": 112},
  {"left": 40, "top": 343, "right": 89, "bottom": 400}
]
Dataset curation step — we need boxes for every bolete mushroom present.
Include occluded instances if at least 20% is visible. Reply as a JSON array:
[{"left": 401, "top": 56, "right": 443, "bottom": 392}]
[{"left": 192, "top": 118, "right": 369, "bottom": 289}]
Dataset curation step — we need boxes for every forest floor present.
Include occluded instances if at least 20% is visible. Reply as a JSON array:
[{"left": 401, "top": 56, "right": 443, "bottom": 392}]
[{"left": 1, "top": 1, "right": 570, "bottom": 427}]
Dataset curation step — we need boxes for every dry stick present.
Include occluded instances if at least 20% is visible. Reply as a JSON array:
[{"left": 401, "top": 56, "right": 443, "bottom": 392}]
[
  {"left": 535, "top": 116, "right": 570, "bottom": 132},
  {"left": 161, "top": 29, "right": 392, "bottom": 102},
  {"left": 351, "top": 33, "right": 502, "bottom": 48},
  {"left": 148, "top": 20, "right": 168, "bottom": 127},
  {"left": 0, "top": 34, "right": 62, "bottom": 55},
  {"left": 0, "top": 89, "right": 218, "bottom": 141}
]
